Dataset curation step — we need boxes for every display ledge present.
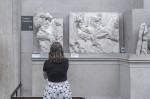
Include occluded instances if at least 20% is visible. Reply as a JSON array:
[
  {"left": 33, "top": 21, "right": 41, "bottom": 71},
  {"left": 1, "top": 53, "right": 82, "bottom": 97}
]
[
  {"left": 31, "top": 53, "right": 150, "bottom": 60},
  {"left": 31, "top": 53, "right": 150, "bottom": 65},
  {"left": 31, "top": 53, "right": 121, "bottom": 61},
  {"left": 120, "top": 54, "right": 150, "bottom": 63}
]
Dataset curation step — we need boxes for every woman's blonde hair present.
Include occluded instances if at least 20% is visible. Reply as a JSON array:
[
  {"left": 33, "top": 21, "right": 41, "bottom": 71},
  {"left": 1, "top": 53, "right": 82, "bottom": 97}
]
[{"left": 49, "top": 42, "right": 64, "bottom": 63}]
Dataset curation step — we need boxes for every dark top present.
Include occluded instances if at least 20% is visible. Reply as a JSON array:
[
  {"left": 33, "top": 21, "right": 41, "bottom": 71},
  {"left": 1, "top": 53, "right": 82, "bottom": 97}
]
[{"left": 43, "top": 58, "right": 69, "bottom": 82}]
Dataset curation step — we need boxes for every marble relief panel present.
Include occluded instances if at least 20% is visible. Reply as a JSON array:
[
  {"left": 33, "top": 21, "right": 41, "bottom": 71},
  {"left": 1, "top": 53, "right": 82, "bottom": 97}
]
[
  {"left": 33, "top": 13, "right": 63, "bottom": 53},
  {"left": 69, "top": 12, "right": 120, "bottom": 53},
  {"left": 136, "top": 23, "right": 150, "bottom": 54}
]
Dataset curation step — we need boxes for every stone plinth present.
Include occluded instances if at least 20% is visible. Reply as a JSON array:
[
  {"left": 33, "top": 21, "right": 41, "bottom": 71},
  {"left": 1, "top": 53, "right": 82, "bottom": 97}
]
[
  {"left": 120, "top": 54, "right": 150, "bottom": 99},
  {"left": 32, "top": 53, "right": 120, "bottom": 98},
  {"left": 32, "top": 53, "right": 150, "bottom": 99}
]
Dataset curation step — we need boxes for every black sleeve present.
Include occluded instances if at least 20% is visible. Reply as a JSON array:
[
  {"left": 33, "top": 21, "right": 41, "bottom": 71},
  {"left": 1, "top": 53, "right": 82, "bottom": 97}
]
[{"left": 43, "top": 60, "right": 47, "bottom": 71}]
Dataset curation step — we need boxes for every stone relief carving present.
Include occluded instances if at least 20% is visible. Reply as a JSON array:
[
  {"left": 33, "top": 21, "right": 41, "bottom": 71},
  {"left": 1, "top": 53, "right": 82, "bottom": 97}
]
[
  {"left": 70, "top": 12, "right": 120, "bottom": 53},
  {"left": 34, "top": 13, "right": 63, "bottom": 53},
  {"left": 136, "top": 23, "right": 149, "bottom": 54}
]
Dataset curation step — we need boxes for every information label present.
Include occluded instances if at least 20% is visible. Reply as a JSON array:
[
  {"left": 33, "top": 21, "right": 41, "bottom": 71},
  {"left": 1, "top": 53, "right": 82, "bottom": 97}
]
[
  {"left": 71, "top": 53, "right": 79, "bottom": 58},
  {"left": 32, "top": 53, "right": 40, "bottom": 58},
  {"left": 21, "top": 16, "right": 33, "bottom": 31}
]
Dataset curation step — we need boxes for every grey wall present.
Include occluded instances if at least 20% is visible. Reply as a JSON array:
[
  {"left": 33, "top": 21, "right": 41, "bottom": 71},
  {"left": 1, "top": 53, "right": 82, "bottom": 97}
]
[
  {"left": 123, "top": 11, "right": 132, "bottom": 53},
  {"left": 124, "top": 9, "right": 150, "bottom": 53},
  {"left": 133, "top": 0, "right": 143, "bottom": 8},
  {"left": 20, "top": 0, "right": 143, "bottom": 96},
  {"left": 0, "top": 0, "right": 21, "bottom": 99},
  {"left": 120, "top": 54, "right": 130, "bottom": 99},
  {"left": 21, "top": 0, "right": 143, "bottom": 15},
  {"left": 144, "top": 0, "right": 150, "bottom": 9}
]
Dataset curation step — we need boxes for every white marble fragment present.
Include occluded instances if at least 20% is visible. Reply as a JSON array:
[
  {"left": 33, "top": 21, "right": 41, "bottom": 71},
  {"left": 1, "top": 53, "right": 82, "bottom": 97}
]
[
  {"left": 141, "top": 25, "right": 148, "bottom": 54},
  {"left": 136, "top": 23, "right": 150, "bottom": 54},
  {"left": 34, "top": 13, "right": 63, "bottom": 53},
  {"left": 136, "top": 23, "right": 149, "bottom": 54},
  {"left": 136, "top": 23, "right": 146, "bottom": 54},
  {"left": 69, "top": 12, "right": 120, "bottom": 53}
]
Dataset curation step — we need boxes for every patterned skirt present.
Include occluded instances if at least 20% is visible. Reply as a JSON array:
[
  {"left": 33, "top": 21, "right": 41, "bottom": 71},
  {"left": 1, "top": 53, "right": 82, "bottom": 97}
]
[{"left": 43, "top": 80, "right": 72, "bottom": 99}]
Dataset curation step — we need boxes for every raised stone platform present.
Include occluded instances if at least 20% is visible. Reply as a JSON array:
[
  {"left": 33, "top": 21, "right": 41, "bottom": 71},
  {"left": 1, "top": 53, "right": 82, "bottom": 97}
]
[{"left": 31, "top": 53, "right": 150, "bottom": 99}]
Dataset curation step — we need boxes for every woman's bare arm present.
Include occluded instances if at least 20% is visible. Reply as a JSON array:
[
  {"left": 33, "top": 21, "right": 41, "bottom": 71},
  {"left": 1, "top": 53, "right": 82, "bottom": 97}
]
[{"left": 43, "top": 71, "right": 48, "bottom": 79}]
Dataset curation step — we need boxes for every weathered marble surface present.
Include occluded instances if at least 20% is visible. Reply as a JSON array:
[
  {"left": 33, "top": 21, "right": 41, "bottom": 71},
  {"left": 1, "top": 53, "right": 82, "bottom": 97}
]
[
  {"left": 69, "top": 12, "right": 120, "bottom": 53},
  {"left": 34, "top": 13, "right": 63, "bottom": 53},
  {"left": 136, "top": 23, "right": 149, "bottom": 54}
]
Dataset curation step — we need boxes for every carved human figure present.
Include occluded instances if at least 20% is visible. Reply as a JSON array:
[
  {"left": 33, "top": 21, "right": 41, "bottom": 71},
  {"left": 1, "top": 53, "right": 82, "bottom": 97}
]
[
  {"left": 73, "top": 13, "right": 87, "bottom": 52},
  {"left": 70, "top": 12, "right": 119, "bottom": 53},
  {"left": 136, "top": 23, "right": 148, "bottom": 54},
  {"left": 75, "top": 13, "right": 102, "bottom": 52},
  {"left": 91, "top": 14, "right": 119, "bottom": 53},
  {"left": 34, "top": 13, "right": 62, "bottom": 53},
  {"left": 141, "top": 25, "right": 148, "bottom": 54}
]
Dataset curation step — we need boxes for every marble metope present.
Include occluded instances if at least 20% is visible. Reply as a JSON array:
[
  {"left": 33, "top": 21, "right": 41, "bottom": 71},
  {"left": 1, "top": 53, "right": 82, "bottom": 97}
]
[
  {"left": 136, "top": 23, "right": 150, "bottom": 54},
  {"left": 69, "top": 12, "right": 120, "bottom": 53},
  {"left": 33, "top": 13, "right": 63, "bottom": 53}
]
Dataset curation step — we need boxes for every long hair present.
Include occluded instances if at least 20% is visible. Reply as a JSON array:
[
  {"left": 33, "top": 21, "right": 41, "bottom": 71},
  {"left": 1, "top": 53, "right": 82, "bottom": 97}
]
[{"left": 49, "top": 42, "right": 64, "bottom": 63}]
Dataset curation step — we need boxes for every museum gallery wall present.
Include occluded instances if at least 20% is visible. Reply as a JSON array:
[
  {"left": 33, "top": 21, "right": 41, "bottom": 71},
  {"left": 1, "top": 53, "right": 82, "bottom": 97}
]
[
  {"left": 34, "top": 12, "right": 120, "bottom": 54},
  {"left": 32, "top": 11, "right": 150, "bottom": 99},
  {"left": 32, "top": 12, "right": 150, "bottom": 98},
  {"left": 2, "top": 0, "right": 150, "bottom": 99},
  {"left": 20, "top": 0, "right": 150, "bottom": 99},
  {"left": 34, "top": 12, "right": 150, "bottom": 54}
]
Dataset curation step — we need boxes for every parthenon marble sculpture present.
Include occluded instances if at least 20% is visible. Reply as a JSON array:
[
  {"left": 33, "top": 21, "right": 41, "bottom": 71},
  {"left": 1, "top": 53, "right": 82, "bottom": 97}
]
[
  {"left": 69, "top": 12, "right": 120, "bottom": 53},
  {"left": 34, "top": 13, "right": 63, "bottom": 53},
  {"left": 136, "top": 23, "right": 149, "bottom": 54}
]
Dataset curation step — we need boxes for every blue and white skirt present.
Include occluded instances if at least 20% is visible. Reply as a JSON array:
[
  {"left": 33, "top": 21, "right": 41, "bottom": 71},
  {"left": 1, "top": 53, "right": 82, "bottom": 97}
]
[{"left": 43, "top": 80, "right": 72, "bottom": 99}]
